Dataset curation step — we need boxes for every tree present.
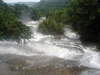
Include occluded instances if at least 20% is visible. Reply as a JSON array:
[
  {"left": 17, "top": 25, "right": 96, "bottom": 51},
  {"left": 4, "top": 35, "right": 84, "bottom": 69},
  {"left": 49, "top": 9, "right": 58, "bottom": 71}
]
[
  {"left": 67, "top": 0, "right": 100, "bottom": 43},
  {"left": 38, "top": 18, "right": 64, "bottom": 35},
  {"left": 31, "top": 8, "right": 41, "bottom": 20},
  {"left": 13, "top": 4, "right": 41, "bottom": 21},
  {"left": 0, "top": 0, "right": 32, "bottom": 42},
  {"left": 47, "top": 9, "right": 68, "bottom": 24}
]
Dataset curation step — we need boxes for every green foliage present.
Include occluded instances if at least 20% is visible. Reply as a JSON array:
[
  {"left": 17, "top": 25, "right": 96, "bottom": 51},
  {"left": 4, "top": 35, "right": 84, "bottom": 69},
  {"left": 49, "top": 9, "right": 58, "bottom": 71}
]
[
  {"left": 97, "top": 45, "right": 100, "bottom": 50},
  {"left": 13, "top": 4, "right": 31, "bottom": 19},
  {"left": 38, "top": 7, "right": 69, "bottom": 35},
  {"left": 38, "top": 18, "right": 64, "bottom": 35},
  {"left": 34, "top": 0, "right": 69, "bottom": 11},
  {"left": 0, "top": 0, "right": 32, "bottom": 42},
  {"left": 13, "top": 4, "right": 41, "bottom": 21},
  {"left": 33, "top": 0, "right": 69, "bottom": 17},
  {"left": 30, "top": 8, "right": 41, "bottom": 21},
  {"left": 66, "top": 0, "right": 100, "bottom": 43},
  {"left": 47, "top": 9, "right": 68, "bottom": 24}
]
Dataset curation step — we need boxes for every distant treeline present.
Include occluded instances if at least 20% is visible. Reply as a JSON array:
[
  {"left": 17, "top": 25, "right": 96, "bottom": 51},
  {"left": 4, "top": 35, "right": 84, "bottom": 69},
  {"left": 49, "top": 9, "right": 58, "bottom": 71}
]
[
  {"left": 13, "top": 4, "right": 41, "bottom": 21},
  {"left": 9, "top": 2, "right": 37, "bottom": 7},
  {"left": 34, "top": 0, "right": 69, "bottom": 15},
  {"left": 34, "top": 0, "right": 69, "bottom": 10}
]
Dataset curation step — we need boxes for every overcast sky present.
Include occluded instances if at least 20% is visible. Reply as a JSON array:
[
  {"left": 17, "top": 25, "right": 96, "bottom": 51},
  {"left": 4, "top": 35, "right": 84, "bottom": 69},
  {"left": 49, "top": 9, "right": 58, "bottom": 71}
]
[{"left": 3, "top": 0, "right": 40, "bottom": 3}]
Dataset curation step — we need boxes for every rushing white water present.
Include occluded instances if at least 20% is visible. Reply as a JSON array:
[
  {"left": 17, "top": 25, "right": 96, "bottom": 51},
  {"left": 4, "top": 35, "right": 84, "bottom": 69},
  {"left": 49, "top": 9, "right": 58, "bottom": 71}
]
[{"left": 0, "top": 20, "right": 100, "bottom": 75}]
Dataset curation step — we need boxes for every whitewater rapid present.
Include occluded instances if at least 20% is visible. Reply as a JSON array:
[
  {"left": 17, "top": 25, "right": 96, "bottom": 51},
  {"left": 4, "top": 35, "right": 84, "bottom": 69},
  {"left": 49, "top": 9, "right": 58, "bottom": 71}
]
[{"left": 0, "top": 20, "right": 100, "bottom": 75}]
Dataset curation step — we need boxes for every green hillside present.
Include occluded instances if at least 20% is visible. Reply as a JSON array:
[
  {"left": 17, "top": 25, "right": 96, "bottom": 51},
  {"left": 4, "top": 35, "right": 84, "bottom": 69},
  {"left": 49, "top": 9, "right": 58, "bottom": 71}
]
[
  {"left": 9, "top": 2, "right": 37, "bottom": 7},
  {"left": 34, "top": 0, "right": 69, "bottom": 10}
]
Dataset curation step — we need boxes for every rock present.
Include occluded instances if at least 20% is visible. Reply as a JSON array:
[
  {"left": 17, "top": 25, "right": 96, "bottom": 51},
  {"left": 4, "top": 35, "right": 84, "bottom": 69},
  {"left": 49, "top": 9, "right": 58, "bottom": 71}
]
[{"left": 54, "top": 35, "right": 65, "bottom": 39}]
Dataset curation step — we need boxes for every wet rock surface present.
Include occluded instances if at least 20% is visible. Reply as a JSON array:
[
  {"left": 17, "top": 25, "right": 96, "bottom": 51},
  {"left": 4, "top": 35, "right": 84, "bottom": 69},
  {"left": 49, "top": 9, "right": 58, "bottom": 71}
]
[{"left": 0, "top": 55, "right": 99, "bottom": 75}]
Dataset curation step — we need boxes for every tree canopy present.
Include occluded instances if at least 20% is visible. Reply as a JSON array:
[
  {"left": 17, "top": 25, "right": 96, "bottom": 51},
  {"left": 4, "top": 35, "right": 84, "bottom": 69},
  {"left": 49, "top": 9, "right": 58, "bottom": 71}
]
[
  {"left": 38, "top": 0, "right": 100, "bottom": 44},
  {"left": 38, "top": 18, "right": 64, "bottom": 35},
  {"left": 13, "top": 4, "right": 41, "bottom": 21},
  {"left": 66, "top": 0, "right": 100, "bottom": 43},
  {"left": 34, "top": 0, "right": 69, "bottom": 11},
  {"left": 0, "top": 0, "right": 32, "bottom": 42}
]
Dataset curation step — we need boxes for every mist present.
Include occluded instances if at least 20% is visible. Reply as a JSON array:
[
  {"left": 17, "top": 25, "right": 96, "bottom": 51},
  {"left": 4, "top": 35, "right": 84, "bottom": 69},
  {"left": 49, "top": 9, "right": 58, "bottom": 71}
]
[
  {"left": 3, "top": 0, "right": 40, "bottom": 3},
  {"left": 19, "top": 10, "right": 32, "bottom": 23}
]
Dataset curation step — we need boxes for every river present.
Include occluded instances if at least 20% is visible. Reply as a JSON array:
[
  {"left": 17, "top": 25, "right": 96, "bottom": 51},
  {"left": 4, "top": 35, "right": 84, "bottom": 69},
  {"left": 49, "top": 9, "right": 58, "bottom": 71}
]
[{"left": 0, "top": 19, "right": 100, "bottom": 75}]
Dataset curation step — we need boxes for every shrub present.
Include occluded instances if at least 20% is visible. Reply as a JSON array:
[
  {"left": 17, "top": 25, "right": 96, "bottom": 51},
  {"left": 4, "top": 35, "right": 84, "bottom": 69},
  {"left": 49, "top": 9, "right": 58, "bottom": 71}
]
[{"left": 38, "top": 18, "right": 64, "bottom": 35}]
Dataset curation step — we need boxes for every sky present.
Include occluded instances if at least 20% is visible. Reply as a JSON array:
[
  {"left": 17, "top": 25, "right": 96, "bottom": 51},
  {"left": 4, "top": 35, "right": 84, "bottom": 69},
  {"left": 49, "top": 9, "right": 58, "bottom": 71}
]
[{"left": 3, "top": 0, "right": 40, "bottom": 3}]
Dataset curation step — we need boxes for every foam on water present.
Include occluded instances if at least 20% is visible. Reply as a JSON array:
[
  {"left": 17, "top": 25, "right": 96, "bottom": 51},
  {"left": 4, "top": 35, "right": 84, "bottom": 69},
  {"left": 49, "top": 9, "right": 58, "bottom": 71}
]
[
  {"left": 80, "top": 47, "right": 100, "bottom": 69},
  {"left": 0, "top": 41, "right": 34, "bottom": 56},
  {"left": 0, "top": 20, "right": 100, "bottom": 71},
  {"left": 27, "top": 42, "right": 79, "bottom": 58},
  {"left": 26, "top": 20, "right": 100, "bottom": 69},
  {"left": 79, "top": 70, "right": 100, "bottom": 75},
  {"left": 30, "top": 32, "right": 51, "bottom": 42}
]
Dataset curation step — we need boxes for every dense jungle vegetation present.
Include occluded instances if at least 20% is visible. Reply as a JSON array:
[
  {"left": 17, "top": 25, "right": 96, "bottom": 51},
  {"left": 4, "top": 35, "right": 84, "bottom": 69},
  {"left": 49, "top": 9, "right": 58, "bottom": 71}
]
[
  {"left": 38, "top": 0, "right": 100, "bottom": 45},
  {"left": 0, "top": 0, "right": 41, "bottom": 42},
  {"left": 67, "top": 0, "right": 100, "bottom": 43},
  {"left": 36, "top": 0, "right": 69, "bottom": 35},
  {"left": 0, "top": 0, "right": 100, "bottom": 46},
  {"left": 34, "top": 0, "right": 69, "bottom": 10},
  {"left": 34, "top": 0, "right": 69, "bottom": 16}
]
